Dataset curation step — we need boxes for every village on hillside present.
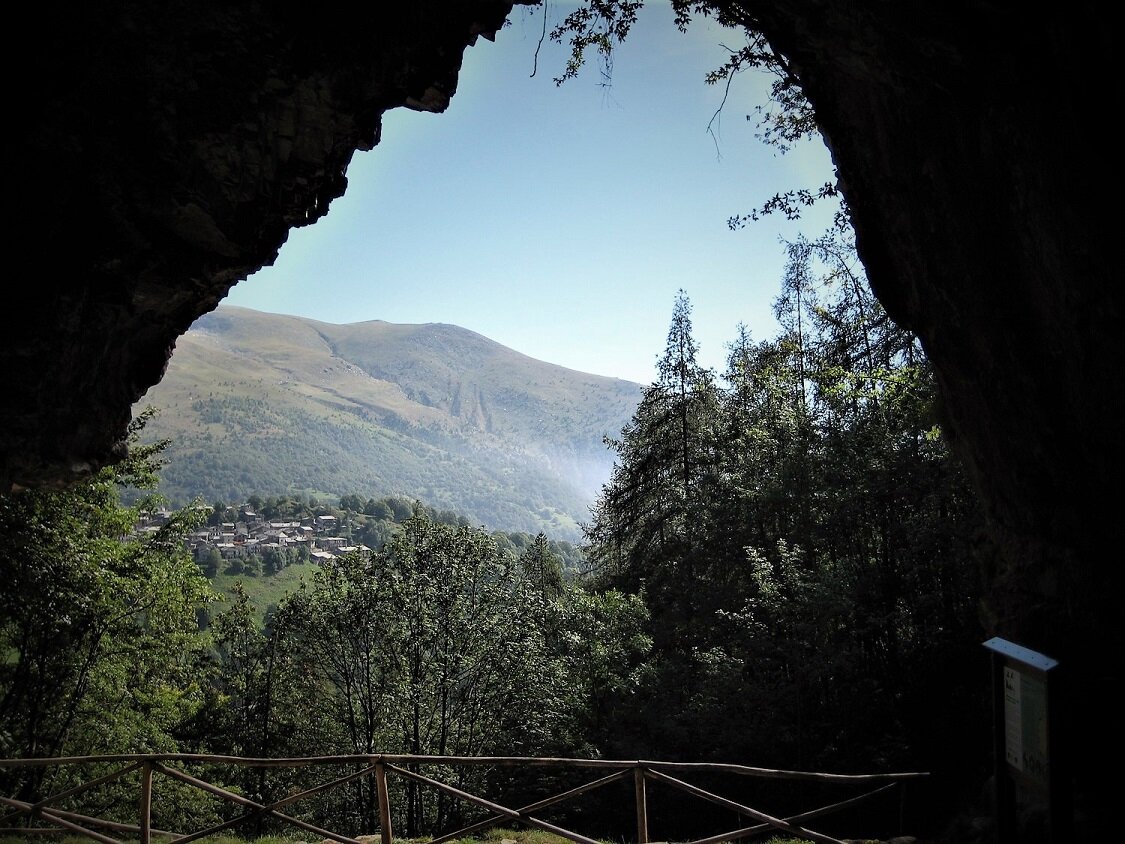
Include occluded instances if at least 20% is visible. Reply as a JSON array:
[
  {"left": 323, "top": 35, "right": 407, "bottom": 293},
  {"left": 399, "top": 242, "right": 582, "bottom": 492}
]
[{"left": 135, "top": 504, "right": 369, "bottom": 570}]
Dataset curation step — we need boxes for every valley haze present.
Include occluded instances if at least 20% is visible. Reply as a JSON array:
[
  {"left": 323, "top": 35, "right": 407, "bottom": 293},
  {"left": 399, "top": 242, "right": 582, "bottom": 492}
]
[{"left": 133, "top": 305, "right": 644, "bottom": 541}]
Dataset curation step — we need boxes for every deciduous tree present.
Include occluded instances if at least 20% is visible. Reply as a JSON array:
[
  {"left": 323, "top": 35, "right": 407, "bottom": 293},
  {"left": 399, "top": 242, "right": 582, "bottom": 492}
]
[{"left": 0, "top": 411, "right": 215, "bottom": 813}]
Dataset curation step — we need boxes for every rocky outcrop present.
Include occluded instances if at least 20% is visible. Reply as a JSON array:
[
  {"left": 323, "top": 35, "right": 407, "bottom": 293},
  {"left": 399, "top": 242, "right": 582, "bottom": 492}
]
[{"left": 7, "top": 1, "right": 515, "bottom": 492}]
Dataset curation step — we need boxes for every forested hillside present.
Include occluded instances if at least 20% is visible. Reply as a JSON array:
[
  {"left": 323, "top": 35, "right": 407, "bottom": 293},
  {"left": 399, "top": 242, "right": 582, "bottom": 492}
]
[
  {"left": 132, "top": 307, "right": 643, "bottom": 541},
  {"left": 1, "top": 233, "right": 992, "bottom": 842}
]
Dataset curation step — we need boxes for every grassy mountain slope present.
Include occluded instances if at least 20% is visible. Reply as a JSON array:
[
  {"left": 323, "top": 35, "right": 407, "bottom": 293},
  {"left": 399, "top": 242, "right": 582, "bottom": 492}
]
[{"left": 133, "top": 306, "right": 643, "bottom": 540}]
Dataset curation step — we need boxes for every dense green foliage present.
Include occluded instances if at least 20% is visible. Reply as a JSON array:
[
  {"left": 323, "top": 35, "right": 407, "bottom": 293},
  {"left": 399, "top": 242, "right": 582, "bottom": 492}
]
[
  {"left": 579, "top": 237, "right": 991, "bottom": 836},
  {"left": 179, "top": 512, "right": 649, "bottom": 837},
  {"left": 0, "top": 431, "right": 644, "bottom": 836},
  {"left": 195, "top": 493, "right": 587, "bottom": 621},
  {"left": 0, "top": 412, "right": 217, "bottom": 823},
  {"left": 2, "top": 237, "right": 991, "bottom": 841}
]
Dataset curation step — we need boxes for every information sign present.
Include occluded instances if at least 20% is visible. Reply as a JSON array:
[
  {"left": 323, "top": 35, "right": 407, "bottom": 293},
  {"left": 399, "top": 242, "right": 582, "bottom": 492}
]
[
  {"left": 982, "top": 636, "right": 1069, "bottom": 843},
  {"left": 1002, "top": 664, "right": 1049, "bottom": 784}
]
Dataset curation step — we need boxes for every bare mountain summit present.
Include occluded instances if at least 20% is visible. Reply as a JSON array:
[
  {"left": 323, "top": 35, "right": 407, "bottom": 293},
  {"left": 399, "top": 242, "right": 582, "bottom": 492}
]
[{"left": 133, "top": 306, "right": 643, "bottom": 540}]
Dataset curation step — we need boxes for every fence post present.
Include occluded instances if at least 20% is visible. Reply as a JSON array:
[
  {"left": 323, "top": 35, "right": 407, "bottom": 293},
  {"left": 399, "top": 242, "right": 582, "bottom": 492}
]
[
  {"left": 139, "top": 761, "right": 153, "bottom": 844},
  {"left": 634, "top": 766, "right": 648, "bottom": 844},
  {"left": 899, "top": 781, "right": 907, "bottom": 835},
  {"left": 376, "top": 760, "right": 392, "bottom": 844}
]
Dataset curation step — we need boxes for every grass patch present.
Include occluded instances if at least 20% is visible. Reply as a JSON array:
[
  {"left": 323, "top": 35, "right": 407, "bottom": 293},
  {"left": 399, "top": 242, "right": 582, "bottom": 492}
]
[{"left": 208, "top": 560, "right": 320, "bottom": 615}]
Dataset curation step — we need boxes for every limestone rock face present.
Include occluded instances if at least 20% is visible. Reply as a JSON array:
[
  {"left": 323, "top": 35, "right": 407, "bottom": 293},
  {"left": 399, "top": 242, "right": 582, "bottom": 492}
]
[{"left": 6, "top": 1, "right": 1118, "bottom": 832}]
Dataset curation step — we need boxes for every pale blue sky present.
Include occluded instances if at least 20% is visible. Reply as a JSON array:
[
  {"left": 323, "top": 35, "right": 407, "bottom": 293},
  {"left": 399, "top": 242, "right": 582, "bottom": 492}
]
[{"left": 222, "top": 2, "right": 840, "bottom": 385}]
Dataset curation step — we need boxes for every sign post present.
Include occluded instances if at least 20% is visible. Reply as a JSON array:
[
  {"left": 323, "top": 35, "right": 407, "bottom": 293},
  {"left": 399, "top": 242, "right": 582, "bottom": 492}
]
[{"left": 982, "top": 637, "right": 1071, "bottom": 843}]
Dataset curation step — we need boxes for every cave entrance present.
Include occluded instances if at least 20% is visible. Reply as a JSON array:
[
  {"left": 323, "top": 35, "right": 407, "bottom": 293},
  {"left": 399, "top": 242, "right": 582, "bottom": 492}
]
[{"left": 222, "top": 2, "right": 841, "bottom": 388}]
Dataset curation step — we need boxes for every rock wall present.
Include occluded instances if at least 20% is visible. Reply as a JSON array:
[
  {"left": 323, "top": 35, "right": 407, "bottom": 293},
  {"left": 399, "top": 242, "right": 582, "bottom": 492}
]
[{"left": 7, "top": 1, "right": 515, "bottom": 491}]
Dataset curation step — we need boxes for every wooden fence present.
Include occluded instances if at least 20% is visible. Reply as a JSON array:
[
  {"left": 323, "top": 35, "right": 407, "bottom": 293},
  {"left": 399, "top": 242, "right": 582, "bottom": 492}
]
[{"left": 0, "top": 754, "right": 928, "bottom": 844}]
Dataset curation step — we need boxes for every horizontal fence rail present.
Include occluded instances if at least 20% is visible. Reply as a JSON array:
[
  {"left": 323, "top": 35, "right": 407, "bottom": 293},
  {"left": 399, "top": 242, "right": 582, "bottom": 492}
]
[{"left": 0, "top": 753, "right": 928, "bottom": 844}]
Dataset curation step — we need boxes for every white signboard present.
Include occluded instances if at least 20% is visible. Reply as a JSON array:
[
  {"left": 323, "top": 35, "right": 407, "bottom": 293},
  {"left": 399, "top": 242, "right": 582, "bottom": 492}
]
[
  {"left": 1003, "top": 663, "right": 1050, "bottom": 784},
  {"left": 1003, "top": 666, "right": 1023, "bottom": 770}
]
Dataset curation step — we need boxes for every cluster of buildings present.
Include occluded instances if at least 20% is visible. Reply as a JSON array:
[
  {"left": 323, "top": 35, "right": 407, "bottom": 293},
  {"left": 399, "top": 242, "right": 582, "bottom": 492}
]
[{"left": 135, "top": 505, "right": 370, "bottom": 566}]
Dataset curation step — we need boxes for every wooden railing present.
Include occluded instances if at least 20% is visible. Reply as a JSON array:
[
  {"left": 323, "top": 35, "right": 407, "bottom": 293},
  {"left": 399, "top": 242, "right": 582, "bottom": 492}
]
[{"left": 0, "top": 753, "right": 928, "bottom": 844}]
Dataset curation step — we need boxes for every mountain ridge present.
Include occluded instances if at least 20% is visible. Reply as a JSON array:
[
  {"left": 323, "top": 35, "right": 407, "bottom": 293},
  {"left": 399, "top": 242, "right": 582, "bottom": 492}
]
[{"left": 133, "top": 306, "right": 643, "bottom": 541}]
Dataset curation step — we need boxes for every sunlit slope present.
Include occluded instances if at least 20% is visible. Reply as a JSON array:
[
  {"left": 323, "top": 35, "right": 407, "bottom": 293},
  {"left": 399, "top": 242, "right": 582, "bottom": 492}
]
[{"left": 134, "top": 305, "right": 643, "bottom": 540}]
